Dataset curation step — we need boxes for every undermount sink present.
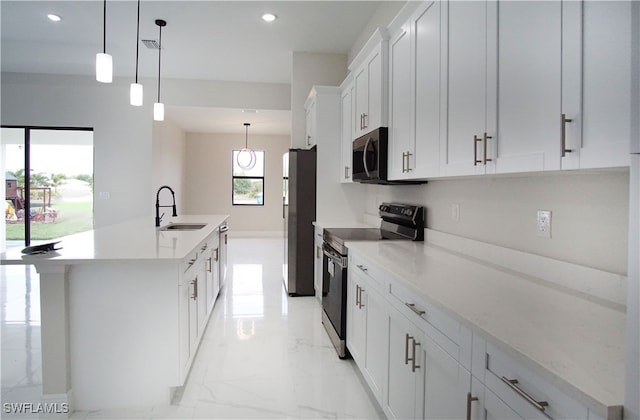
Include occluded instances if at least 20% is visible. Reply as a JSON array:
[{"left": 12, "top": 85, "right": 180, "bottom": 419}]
[{"left": 158, "top": 223, "right": 207, "bottom": 231}]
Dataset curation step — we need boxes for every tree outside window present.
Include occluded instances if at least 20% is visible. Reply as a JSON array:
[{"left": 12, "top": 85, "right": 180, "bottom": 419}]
[{"left": 232, "top": 150, "right": 264, "bottom": 206}]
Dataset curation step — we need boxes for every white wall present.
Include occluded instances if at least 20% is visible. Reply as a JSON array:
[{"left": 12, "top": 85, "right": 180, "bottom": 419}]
[
  {"left": 152, "top": 119, "right": 186, "bottom": 213},
  {"left": 183, "top": 132, "right": 290, "bottom": 233},
  {"left": 291, "top": 53, "right": 348, "bottom": 149},
  {"left": 1, "top": 73, "right": 292, "bottom": 229},
  {"left": 363, "top": 170, "right": 629, "bottom": 275},
  {"left": 1, "top": 73, "right": 153, "bottom": 228}
]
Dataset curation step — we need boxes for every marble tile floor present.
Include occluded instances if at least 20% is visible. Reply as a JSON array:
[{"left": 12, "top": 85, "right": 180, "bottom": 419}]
[{"left": 1, "top": 238, "right": 384, "bottom": 419}]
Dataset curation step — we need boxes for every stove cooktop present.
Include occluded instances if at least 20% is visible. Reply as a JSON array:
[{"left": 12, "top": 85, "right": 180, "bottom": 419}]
[{"left": 323, "top": 228, "right": 383, "bottom": 256}]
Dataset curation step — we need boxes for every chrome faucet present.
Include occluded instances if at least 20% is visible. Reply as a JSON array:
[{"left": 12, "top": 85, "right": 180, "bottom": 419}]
[{"left": 155, "top": 185, "right": 177, "bottom": 227}]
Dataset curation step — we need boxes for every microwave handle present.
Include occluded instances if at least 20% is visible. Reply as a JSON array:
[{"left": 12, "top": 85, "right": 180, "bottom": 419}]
[{"left": 363, "top": 136, "right": 372, "bottom": 178}]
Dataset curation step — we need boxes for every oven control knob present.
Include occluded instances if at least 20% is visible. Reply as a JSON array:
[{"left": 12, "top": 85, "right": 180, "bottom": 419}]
[{"left": 406, "top": 209, "right": 413, "bottom": 217}]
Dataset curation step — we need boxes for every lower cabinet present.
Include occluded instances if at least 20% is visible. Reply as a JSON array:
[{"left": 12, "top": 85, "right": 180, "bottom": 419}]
[
  {"left": 348, "top": 264, "right": 388, "bottom": 403},
  {"left": 347, "top": 249, "right": 602, "bottom": 420},
  {"left": 385, "top": 305, "right": 425, "bottom": 420},
  {"left": 179, "top": 229, "right": 225, "bottom": 379}
]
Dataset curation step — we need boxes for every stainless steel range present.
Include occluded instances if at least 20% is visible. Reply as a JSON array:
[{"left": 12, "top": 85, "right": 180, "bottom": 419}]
[{"left": 321, "top": 203, "right": 425, "bottom": 358}]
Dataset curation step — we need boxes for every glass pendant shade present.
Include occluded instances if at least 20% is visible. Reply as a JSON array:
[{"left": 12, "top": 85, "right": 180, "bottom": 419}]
[
  {"left": 96, "top": 53, "right": 112, "bottom": 83},
  {"left": 237, "top": 148, "right": 257, "bottom": 170},
  {"left": 154, "top": 102, "right": 165, "bottom": 121},
  {"left": 237, "top": 123, "right": 256, "bottom": 170},
  {"left": 130, "top": 83, "right": 143, "bottom": 106}
]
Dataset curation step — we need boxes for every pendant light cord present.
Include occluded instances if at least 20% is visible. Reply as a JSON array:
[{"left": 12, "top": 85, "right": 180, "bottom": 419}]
[
  {"left": 157, "top": 25, "right": 162, "bottom": 102},
  {"left": 245, "top": 124, "right": 249, "bottom": 148},
  {"left": 102, "top": 0, "right": 107, "bottom": 53},
  {"left": 134, "top": 0, "right": 140, "bottom": 83}
]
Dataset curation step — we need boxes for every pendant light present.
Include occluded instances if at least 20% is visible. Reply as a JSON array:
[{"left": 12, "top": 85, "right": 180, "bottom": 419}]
[
  {"left": 130, "top": 0, "right": 143, "bottom": 106},
  {"left": 237, "top": 123, "right": 257, "bottom": 170},
  {"left": 96, "top": 0, "right": 112, "bottom": 83},
  {"left": 153, "top": 19, "right": 167, "bottom": 121}
]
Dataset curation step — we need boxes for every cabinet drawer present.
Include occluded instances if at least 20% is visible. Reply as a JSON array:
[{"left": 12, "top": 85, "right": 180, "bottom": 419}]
[
  {"left": 349, "top": 252, "right": 385, "bottom": 292},
  {"left": 483, "top": 341, "right": 589, "bottom": 420},
  {"left": 181, "top": 251, "right": 199, "bottom": 274},
  {"left": 387, "top": 275, "right": 472, "bottom": 369}
]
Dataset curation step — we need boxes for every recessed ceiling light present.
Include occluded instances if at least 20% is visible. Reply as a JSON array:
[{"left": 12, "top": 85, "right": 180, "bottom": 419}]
[
  {"left": 261, "top": 13, "right": 277, "bottom": 22},
  {"left": 47, "top": 14, "right": 62, "bottom": 22}
]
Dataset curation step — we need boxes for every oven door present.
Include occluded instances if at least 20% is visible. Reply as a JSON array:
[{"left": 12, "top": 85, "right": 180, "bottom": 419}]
[{"left": 321, "top": 243, "right": 348, "bottom": 353}]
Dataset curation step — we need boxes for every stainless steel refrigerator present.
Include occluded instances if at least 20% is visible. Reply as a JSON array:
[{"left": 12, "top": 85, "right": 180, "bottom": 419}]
[{"left": 282, "top": 149, "right": 316, "bottom": 296}]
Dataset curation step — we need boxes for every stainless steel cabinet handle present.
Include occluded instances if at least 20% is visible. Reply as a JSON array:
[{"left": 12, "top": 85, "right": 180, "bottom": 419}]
[
  {"left": 206, "top": 257, "right": 212, "bottom": 272},
  {"left": 363, "top": 113, "right": 368, "bottom": 130},
  {"left": 191, "top": 278, "right": 198, "bottom": 300},
  {"left": 201, "top": 244, "right": 208, "bottom": 251},
  {"left": 404, "top": 333, "right": 411, "bottom": 365},
  {"left": 214, "top": 248, "right": 219, "bottom": 262},
  {"left": 483, "top": 132, "right": 492, "bottom": 164},
  {"left": 359, "top": 286, "right": 365, "bottom": 309},
  {"left": 501, "top": 376, "right": 549, "bottom": 412},
  {"left": 411, "top": 337, "right": 420, "bottom": 372},
  {"left": 405, "top": 302, "right": 426, "bottom": 317},
  {"left": 356, "top": 264, "right": 368, "bottom": 273},
  {"left": 355, "top": 285, "right": 361, "bottom": 307},
  {"left": 466, "top": 393, "right": 479, "bottom": 420},
  {"left": 402, "top": 152, "right": 406, "bottom": 173},
  {"left": 406, "top": 151, "right": 413, "bottom": 172},
  {"left": 474, "top": 135, "right": 482, "bottom": 166},
  {"left": 561, "top": 113, "right": 573, "bottom": 157}
]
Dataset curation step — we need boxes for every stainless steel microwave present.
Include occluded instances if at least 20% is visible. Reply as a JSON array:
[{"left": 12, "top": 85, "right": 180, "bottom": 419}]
[{"left": 352, "top": 127, "right": 388, "bottom": 183}]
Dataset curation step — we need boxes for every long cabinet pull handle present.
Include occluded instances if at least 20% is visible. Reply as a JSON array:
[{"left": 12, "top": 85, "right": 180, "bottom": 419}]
[
  {"left": 474, "top": 135, "right": 482, "bottom": 166},
  {"left": 402, "top": 152, "right": 406, "bottom": 173},
  {"left": 191, "top": 278, "right": 198, "bottom": 300},
  {"left": 501, "top": 376, "right": 549, "bottom": 412},
  {"left": 466, "top": 393, "right": 479, "bottom": 420},
  {"left": 406, "top": 152, "right": 413, "bottom": 172},
  {"left": 359, "top": 287, "right": 365, "bottom": 309},
  {"left": 561, "top": 113, "right": 573, "bottom": 157},
  {"left": 405, "top": 302, "right": 426, "bottom": 317},
  {"left": 355, "top": 285, "right": 361, "bottom": 307},
  {"left": 483, "top": 132, "right": 492, "bottom": 164},
  {"left": 404, "top": 334, "right": 411, "bottom": 365},
  {"left": 411, "top": 338, "right": 420, "bottom": 372}
]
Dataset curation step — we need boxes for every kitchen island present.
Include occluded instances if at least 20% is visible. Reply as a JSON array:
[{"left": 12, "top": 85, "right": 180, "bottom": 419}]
[{"left": 0, "top": 215, "right": 229, "bottom": 412}]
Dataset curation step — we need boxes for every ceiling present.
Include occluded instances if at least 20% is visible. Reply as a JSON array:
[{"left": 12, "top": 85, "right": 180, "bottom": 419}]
[{"left": 1, "top": 1, "right": 388, "bottom": 135}]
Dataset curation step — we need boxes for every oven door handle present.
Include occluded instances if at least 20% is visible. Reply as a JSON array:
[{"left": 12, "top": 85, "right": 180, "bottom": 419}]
[{"left": 322, "top": 244, "right": 347, "bottom": 268}]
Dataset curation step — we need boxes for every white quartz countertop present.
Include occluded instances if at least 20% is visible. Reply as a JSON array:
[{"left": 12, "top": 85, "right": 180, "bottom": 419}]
[
  {"left": 0, "top": 215, "right": 229, "bottom": 264},
  {"left": 345, "top": 239, "right": 625, "bottom": 416}
]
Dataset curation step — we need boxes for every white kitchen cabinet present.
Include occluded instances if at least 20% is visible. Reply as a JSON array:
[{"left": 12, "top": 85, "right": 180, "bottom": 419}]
[
  {"left": 423, "top": 332, "right": 472, "bottom": 419},
  {"left": 388, "top": 1, "right": 442, "bottom": 180},
  {"left": 348, "top": 260, "right": 388, "bottom": 403},
  {"left": 304, "top": 98, "right": 316, "bottom": 149},
  {"left": 180, "top": 253, "right": 201, "bottom": 371},
  {"left": 385, "top": 304, "right": 425, "bottom": 420},
  {"left": 351, "top": 28, "right": 389, "bottom": 139},
  {"left": 339, "top": 77, "right": 355, "bottom": 183},
  {"left": 440, "top": 0, "right": 497, "bottom": 177},
  {"left": 561, "top": 0, "right": 633, "bottom": 170},
  {"left": 492, "top": 1, "right": 562, "bottom": 174}
]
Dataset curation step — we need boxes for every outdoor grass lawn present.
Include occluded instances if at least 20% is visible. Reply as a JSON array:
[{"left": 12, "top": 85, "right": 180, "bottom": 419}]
[{"left": 6, "top": 200, "right": 93, "bottom": 241}]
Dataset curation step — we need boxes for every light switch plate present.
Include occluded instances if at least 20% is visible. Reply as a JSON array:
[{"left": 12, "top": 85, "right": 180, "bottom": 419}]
[{"left": 537, "top": 210, "right": 552, "bottom": 238}]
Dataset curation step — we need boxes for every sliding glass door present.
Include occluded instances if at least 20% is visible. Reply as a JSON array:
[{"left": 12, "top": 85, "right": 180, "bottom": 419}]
[{"left": 1, "top": 126, "right": 94, "bottom": 250}]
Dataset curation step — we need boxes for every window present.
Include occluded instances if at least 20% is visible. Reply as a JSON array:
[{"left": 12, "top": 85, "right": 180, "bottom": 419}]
[{"left": 232, "top": 150, "right": 264, "bottom": 206}]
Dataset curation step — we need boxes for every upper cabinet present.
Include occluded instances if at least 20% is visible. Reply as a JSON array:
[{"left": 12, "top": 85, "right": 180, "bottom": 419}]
[
  {"left": 351, "top": 28, "right": 389, "bottom": 139},
  {"left": 385, "top": 0, "right": 634, "bottom": 180},
  {"left": 562, "top": 1, "right": 634, "bottom": 169},
  {"left": 388, "top": 1, "right": 442, "bottom": 181},
  {"left": 340, "top": 77, "right": 355, "bottom": 183},
  {"left": 304, "top": 96, "right": 317, "bottom": 149},
  {"left": 440, "top": 0, "right": 497, "bottom": 177}
]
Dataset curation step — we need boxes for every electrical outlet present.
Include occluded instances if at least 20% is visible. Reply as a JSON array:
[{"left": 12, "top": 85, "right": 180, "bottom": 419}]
[
  {"left": 451, "top": 203, "right": 460, "bottom": 222},
  {"left": 537, "top": 210, "right": 552, "bottom": 238}
]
